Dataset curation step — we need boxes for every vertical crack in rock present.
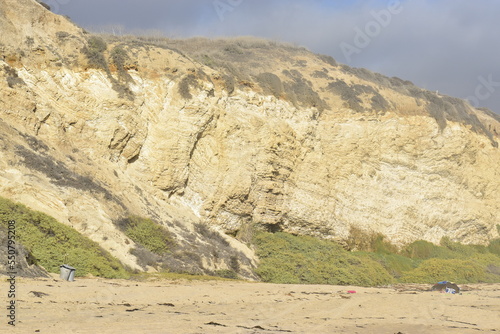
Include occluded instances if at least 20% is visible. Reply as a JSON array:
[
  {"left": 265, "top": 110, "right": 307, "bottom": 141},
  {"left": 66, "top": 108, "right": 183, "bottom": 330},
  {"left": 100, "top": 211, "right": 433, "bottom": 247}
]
[{"left": 249, "top": 124, "right": 301, "bottom": 230}]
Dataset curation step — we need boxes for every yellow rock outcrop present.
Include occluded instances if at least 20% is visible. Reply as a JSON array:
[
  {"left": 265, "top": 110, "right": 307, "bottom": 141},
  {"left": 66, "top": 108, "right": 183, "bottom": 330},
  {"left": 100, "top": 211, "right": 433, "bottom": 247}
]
[{"left": 1, "top": 0, "right": 499, "bottom": 272}]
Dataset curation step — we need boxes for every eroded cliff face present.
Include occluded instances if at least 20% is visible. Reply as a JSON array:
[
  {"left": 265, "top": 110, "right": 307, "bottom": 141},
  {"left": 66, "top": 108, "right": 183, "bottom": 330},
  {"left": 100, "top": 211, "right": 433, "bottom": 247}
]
[{"left": 0, "top": 0, "right": 499, "bottom": 273}]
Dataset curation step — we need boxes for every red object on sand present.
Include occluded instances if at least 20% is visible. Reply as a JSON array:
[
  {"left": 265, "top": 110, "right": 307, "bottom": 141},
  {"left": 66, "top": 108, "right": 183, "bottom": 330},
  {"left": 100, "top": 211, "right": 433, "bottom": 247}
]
[{"left": 347, "top": 290, "right": 356, "bottom": 294}]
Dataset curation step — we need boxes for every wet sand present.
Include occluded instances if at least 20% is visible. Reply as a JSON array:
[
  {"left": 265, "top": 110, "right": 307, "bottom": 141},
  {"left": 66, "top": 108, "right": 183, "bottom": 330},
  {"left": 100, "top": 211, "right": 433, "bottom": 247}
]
[{"left": 2, "top": 275, "right": 499, "bottom": 333}]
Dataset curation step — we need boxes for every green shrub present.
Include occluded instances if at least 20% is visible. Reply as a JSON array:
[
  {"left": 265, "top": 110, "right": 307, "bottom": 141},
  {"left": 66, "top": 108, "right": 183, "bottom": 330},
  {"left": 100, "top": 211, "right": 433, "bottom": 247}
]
[
  {"left": 82, "top": 36, "right": 134, "bottom": 100},
  {"left": 488, "top": 239, "right": 500, "bottom": 256},
  {"left": 282, "top": 71, "right": 327, "bottom": 111},
  {"left": 316, "top": 54, "right": 337, "bottom": 67},
  {"left": 3, "top": 65, "right": 25, "bottom": 88},
  {"left": 440, "top": 237, "right": 478, "bottom": 257},
  {"left": 253, "top": 231, "right": 500, "bottom": 286},
  {"left": 311, "top": 70, "right": 331, "bottom": 79},
  {"left": 345, "top": 226, "right": 397, "bottom": 253},
  {"left": 254, "top": 232, "right": 394, "bottom": 286},
  {"left": 129, "top": 246, "right": 159, "bottom": 268},
  {"left": 229, "top": 255, "right": 240, "bottom": 272},
  {"left": 370, "top": 234, "right": 399, "bottom": 254},
  {"left": 0, "top": 197, "right": 129, "bottom": 278},
  {"left": 178, "top": 74, "right": 199, "bottom": 99},
  {"left": 194, "top": 223, "right": 230, "bottom": 247},
  {"left": 370, "top": 93, "right": 390, "bottom": 111},
  {"left": 110, "top": 46, "right": 127, "bottom": 68},
  {"left": 110, "top": 46, "right": 132, "bottom": 81},
  {"left": 83, "top": 36, "right": 108, "bottom": 70},
  {"left": 399, "top": 241, "right": 500, "bottom": 284},
  {"left": 118, "top": 216, "right": 176, "bottom": 255},
  {"left": 199, "top": 54, "right": 217, "bottom": 69},
  {"left": 403, "top": 237, "right": 500, "bottom": 260},
  {"left": 360, "top": 252, "right": 418, "bottom": 279},
  {"left": 56, "top": 31, "right": 70, "bottom": 41},
  {"left": 400, "top": 258, "right": 491, "bottom": 284},
  {"left": 327, "top": 80, "right": 364, "bottom": 112},
  {"left": 256, "top": 72, "right": 283, "bottom": 98},
  {"left": 36, "top": 1, "right": 51, "bottom": 11},
  {"left": 402, "top": 240, "right": 456, "bottom": 259},
  {"left": 223, "top": 74, "right": 235, "bottom": 95},
  {"left": 213, "top": 269, "right": 239, "bottom": 279}
]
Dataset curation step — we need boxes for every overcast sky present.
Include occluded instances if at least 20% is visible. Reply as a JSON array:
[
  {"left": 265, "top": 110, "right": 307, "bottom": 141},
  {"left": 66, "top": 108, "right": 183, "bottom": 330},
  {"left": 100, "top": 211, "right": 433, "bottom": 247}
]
[{"left": 51, "top": 0, "right": 500, "bottom": 113}]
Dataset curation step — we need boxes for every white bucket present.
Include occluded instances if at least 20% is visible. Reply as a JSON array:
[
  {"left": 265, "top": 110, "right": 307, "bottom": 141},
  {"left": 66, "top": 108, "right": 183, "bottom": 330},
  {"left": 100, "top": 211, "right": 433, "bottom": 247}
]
[{"left": 59, "top": 264, "right": 76, "bottom": 281}]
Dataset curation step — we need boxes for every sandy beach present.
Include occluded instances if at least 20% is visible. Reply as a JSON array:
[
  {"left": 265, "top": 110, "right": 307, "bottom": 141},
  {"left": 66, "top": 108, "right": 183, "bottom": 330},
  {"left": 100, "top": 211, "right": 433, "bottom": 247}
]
[{"left": 2, "top": 275, "right": 499, "bottom": 333}]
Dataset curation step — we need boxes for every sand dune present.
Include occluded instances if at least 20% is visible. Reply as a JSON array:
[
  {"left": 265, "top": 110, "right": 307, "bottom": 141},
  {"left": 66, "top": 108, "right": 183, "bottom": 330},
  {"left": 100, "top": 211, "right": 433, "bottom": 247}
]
[{"left": 2, "top": 275, "right": 499, "bottom": 333}]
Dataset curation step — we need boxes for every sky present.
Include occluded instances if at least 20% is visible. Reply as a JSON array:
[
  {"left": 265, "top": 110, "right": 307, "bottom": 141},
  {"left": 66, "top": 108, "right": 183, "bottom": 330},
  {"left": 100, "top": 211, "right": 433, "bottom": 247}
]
[{"left": 48, "top": 0, "right": 500, "bottom": 113}]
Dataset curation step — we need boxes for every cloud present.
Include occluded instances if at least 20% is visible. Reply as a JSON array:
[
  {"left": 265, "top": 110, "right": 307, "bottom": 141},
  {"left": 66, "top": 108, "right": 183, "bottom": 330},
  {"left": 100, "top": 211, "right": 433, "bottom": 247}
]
[{"left": 57, "top": 0, "right": 500, "bottom": 113}]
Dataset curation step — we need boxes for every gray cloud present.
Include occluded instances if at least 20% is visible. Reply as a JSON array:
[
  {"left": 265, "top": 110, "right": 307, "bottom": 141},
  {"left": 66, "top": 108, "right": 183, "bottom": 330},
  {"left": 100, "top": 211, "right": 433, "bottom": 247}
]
[{"left": 56, "top": 0, "right": 500, "bottom": 113}]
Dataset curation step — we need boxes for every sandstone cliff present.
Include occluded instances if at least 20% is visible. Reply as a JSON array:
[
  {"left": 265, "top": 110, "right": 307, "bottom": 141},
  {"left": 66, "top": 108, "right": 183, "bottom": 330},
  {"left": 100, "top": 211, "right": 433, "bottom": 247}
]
[{"left": 1, "top": 0, "right": 499, "bottom": 274}]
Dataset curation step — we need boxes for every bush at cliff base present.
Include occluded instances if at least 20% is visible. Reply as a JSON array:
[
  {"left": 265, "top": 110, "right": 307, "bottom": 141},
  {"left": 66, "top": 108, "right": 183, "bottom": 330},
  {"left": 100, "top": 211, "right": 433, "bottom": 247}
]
[
  {"left": 254, "top": 232, "right": 500, "bottom": 286},
  {"left": 254, "top": 232, "right": 395, "bottom": 286},
  {"left": 400, "top": 255, "right": 500, "bottom": 284},
  {"left": 0, "top": 197, "right": 129, "bottom": 278}
]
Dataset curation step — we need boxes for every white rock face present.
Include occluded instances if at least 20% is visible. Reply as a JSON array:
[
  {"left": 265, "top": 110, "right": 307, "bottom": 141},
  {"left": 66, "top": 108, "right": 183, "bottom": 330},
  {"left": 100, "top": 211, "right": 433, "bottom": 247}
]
[{"left": 0, "top": 0, "right": 499, "bottom": 277}]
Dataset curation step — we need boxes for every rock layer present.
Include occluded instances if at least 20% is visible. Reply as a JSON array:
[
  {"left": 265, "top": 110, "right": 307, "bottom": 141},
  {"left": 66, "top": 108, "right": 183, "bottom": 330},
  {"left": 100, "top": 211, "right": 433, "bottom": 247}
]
[{"left": 0, "top": 0, "right": 499, "bottom": 274}]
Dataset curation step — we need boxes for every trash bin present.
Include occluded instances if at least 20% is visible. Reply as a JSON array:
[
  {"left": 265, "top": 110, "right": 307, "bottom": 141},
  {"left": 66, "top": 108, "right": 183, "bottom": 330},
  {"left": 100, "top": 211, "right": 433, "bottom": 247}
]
[{"left": 60, "top": 264, "right": 76, "bottom": 281}]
